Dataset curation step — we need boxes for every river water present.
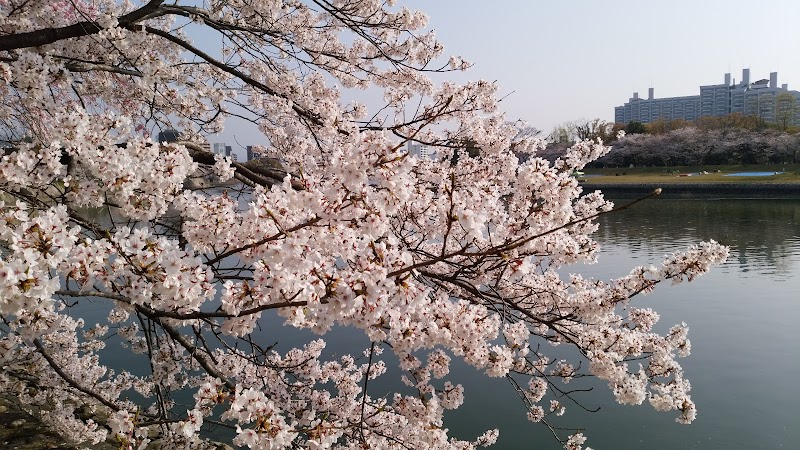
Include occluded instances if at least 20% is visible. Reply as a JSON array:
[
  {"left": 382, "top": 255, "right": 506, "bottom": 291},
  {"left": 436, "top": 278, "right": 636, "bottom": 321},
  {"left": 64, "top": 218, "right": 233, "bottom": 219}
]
[
  {"left": 445, "top": 198, "right": 800, "bottom": 449},
  {"left": 67, "top": 198, "right": 800, "bottom": 449}
]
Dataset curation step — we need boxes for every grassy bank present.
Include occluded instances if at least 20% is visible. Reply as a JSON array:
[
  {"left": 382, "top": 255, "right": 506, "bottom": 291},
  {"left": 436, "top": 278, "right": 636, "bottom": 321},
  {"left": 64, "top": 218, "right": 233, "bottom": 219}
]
[{"left": 582, "top": 164, "right": 800, "bottom": 184}]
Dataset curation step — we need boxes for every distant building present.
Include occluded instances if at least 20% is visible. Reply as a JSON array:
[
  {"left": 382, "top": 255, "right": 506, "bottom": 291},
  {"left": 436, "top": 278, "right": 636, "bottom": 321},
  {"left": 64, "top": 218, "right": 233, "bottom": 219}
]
[
  {"left": 200, "top": 142, "right": 211, "bottom": 153},
  {"left": 408, "top": 142, "right": 436, "bottom": 160},
  {"left": 225, "top": 145, "right": 232, "bottom": 157},
  {"left": 247, "top": 146, "right": 262, "bottom": 161},
  {"left": 246, "top": 145, "right": 268, "bottom": 161},
  {"left": 615, "top": 69, "right": 800, "bottom": 126},
  {"left": 157, "top": 129, "right": 180, "bottom": 143},
  {"left": 212, "top": 143, "right": 226, "bottom": 154}
]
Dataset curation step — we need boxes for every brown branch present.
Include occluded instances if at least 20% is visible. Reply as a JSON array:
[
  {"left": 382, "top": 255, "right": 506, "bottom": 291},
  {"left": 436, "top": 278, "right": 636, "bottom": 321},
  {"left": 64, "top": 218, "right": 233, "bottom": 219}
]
[
  {"left": 139, "top": 25, "right": 328, "bottom": 130},
  {"left": 0, "top": 1, "right": 165, "bottom": 51},
  {"left": 180, "top": 140, "right": 304, "bottom": 192},
  {"left": 56, "top": 289, "right": 308, "bottom": 320},
  {"left": 204, "top": 216, "right": 322, "bottom": 265},
  {"left": 32, "top": 339, "right": 121, "bottom": 412},
  {"left": 134, "top": 306, "right": 236, "bottom": 391},
  {"left": 387, "top": 189, "right": 663, "bottom": 279},
  {"left": 180, "top": 141, "right": 283, "bottom": 188}
]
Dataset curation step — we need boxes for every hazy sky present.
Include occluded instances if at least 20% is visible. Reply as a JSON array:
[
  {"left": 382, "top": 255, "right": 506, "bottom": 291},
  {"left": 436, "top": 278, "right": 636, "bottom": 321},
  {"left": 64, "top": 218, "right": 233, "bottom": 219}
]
[
  {"left": 210, "top": 0, "right": 800, "bottom": 153},
  {"left": 407, "top": 0, "right": 800, "bottom": 130}
]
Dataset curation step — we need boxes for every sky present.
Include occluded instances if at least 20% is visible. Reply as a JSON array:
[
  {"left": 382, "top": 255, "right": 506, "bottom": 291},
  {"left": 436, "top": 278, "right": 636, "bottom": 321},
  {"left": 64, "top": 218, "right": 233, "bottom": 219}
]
[{"left": 210, "top": 0, "right": 800, "bottom": 156}]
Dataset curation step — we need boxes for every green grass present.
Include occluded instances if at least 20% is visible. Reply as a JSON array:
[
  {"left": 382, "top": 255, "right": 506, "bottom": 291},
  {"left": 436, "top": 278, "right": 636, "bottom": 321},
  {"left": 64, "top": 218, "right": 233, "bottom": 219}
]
[{"left": 582, "top": 164, "right": 800, "bottom": 184}]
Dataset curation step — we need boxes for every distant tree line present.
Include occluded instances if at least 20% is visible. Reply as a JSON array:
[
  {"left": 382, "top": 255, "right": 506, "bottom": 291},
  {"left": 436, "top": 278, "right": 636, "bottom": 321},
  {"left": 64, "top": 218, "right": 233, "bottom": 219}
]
[
  {"left": 595, "top": 127, "right": 800, "bottom": 167},
  {"left": 623, "top": 110, "right": 798, "bottom": 137},
  {"left": 541, "top": 113, "right": 800, "bottom": 167}
]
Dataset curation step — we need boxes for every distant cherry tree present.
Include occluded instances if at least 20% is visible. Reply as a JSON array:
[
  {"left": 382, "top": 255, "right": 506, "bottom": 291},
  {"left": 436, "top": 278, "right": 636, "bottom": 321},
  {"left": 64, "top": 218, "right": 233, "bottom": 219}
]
[
  {"left": 0, "top": 1, "right": 728, "bottom": 449},
  {"left": 597, "top": 127, "right": 800, "bottom": 167}
]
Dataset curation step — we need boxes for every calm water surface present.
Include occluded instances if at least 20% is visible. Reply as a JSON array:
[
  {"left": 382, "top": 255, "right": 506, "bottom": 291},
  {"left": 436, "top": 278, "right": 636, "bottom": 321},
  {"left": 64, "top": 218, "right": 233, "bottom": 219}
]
[
  {"left": 77, "top": 198, "right": 800, "bottom": 449},
  {"left": 446, "top": 198, "right": 800, "bottom": 449}
]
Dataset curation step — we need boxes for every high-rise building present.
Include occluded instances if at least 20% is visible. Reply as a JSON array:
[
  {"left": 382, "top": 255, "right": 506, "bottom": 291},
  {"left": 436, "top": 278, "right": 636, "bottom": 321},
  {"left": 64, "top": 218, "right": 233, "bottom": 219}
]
[{"left": 615, "top": 69, "right": 800, "bottom": 126}]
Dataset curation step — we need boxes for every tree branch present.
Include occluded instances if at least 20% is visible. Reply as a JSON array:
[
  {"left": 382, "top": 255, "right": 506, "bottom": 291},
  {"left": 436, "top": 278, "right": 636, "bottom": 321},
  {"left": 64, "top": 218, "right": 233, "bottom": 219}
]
[
  {"left": 135, "top": 306, "right": 236, "bottom": 391},
  {"left": 33, "top": 338, "right": 121, "bottom": 412},
  {"left": 0, "top": 1, "right": 166, "bottom": 52}
]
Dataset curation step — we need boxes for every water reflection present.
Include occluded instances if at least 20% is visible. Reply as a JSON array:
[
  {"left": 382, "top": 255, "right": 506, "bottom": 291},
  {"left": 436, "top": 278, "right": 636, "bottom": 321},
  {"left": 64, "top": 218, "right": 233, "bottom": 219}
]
[
  {"left": 596, "top": 198, "right": 800, "bottom": 280},
  {"left": 447, "top": 198, "right": 800, "bottom": 449},
  {"left": 54, "top": 198, "right": 800, "bottom": 449}
]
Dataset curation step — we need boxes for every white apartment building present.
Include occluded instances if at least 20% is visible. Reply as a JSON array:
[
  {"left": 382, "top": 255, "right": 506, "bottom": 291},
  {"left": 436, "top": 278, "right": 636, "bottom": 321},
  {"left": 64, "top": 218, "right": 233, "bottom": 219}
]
[
  {"left": 615, "top": 69, "right": 800, "bottom": 126},
  {"left": 407, "top": 142, "right": 437, "bottom": 160}
]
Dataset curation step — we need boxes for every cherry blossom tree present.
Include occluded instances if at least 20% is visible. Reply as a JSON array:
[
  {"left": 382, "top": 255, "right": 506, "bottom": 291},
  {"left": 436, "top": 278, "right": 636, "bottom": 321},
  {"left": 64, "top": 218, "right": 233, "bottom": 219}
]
[
  {"left": 593, "top": 127, "right": 800, "bottom": 167},
  {"left": 0, "top": 1, "right": 728, "bottom": 449}
]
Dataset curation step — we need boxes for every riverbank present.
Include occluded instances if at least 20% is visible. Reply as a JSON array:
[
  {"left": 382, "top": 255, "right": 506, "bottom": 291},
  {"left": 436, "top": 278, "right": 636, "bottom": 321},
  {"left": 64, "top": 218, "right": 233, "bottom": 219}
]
[
  {"left": 579, "top": 164, "right": 800, "bottom": 198},
  {"left": 580, "top": 181, "right": 800, "bottom": 199}
]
